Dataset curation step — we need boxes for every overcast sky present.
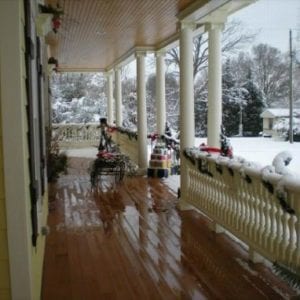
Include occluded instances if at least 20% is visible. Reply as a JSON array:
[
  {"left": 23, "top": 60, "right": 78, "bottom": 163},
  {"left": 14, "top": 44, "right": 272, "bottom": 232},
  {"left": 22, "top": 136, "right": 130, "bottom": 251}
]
[{"left": 229, "top": 0, "right": 300, "bottom": 53}]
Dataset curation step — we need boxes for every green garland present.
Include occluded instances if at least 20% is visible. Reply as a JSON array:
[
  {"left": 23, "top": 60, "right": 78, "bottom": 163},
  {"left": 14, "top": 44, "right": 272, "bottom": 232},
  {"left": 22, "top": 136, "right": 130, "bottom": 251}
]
[
  {"left": 273, "top": 262, "right": 300, "bottom": 290},
  {"left": 262, "top": 179, "right": 295, "bottom": 215},
  {"left": 183, "top": 148, "right": 196, "bottom": 165},
  {"left": 116, "top": 126, "right": 138, "bottom": 140}
]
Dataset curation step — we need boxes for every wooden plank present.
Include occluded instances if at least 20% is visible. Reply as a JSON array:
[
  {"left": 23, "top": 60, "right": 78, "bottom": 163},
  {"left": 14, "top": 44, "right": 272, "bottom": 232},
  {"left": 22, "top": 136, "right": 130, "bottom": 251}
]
[{"left": 42, "top": 157, "right": 297, "bottom": 300}]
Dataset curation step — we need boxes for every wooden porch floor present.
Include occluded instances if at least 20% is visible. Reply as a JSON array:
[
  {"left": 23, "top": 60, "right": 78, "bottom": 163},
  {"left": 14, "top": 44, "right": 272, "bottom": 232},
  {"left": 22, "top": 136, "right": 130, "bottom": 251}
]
[{"left": 42, "top": 157, "right": 297, "bottom": 300}]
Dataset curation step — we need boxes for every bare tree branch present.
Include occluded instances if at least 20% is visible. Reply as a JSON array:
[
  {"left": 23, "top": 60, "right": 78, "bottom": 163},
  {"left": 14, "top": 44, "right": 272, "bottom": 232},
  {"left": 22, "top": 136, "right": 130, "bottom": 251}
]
[{"left": 166, "top": 19, "right": 257, "bottom": 81}]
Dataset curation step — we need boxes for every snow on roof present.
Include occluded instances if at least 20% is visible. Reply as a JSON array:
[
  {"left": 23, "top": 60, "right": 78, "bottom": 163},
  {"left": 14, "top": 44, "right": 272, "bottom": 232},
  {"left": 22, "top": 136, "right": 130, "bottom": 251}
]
[{"left": 260, "top": 108, "right": 300, "bottom": 118}]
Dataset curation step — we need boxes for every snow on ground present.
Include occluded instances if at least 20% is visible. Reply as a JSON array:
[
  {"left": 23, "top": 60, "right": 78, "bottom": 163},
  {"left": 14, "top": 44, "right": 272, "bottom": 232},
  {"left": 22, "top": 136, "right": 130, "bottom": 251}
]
[
  {"left": 195, "top": 137, "right": 300, "bottom": 175},
  {"left": 63, "top": 146, "right": 99, "bottom": 159},
  {"left": 63, "top": 137, "right": 300, "bottom": 176}
]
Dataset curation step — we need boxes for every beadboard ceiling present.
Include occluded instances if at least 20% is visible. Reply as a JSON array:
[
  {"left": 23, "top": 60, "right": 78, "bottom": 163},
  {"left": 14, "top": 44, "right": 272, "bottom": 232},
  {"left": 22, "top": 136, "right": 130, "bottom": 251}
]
[{"left": 45, "top": 0, "right": 202, "bottom": 71}]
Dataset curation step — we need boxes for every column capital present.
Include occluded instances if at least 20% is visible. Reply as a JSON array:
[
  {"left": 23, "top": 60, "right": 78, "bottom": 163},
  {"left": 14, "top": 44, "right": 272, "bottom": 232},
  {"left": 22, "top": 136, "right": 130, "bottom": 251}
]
[
  {"left": 179, "top": 20, "right": 197, "bottom": 31},
  {"left": 103, "top": 69, "right": 114, "bottom": 77},
  {"left": 114, "top": 66, "right": 122, "bottom": 72},
  {"left": 135, "top": 51, "right": 147, "bottom": 59},
  {"left": 155, "top": 50, "right": 166, "bottom": 58},
  {"left": 205, "top": 22, "right": 225, "bottom": 32}
]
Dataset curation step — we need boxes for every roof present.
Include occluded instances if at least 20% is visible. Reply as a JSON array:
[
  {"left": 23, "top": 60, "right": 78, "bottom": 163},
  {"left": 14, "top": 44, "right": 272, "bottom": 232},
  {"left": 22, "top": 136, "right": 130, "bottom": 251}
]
[{"left": 260, "top": 108, "right": 300, "bottom": 118}]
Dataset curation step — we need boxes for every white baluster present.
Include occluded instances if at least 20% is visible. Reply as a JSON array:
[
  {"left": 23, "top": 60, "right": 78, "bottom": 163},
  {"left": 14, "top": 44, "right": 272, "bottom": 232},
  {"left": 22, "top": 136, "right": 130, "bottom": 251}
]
[
  {"left": 257, "top": 183, "right": 266, "bottom": 248},
  {"left": 292, "top": 196, "right": 300, "bottom": 267},
  {"left": 274, "top": 204, "right": 283, "bottom": 259}
]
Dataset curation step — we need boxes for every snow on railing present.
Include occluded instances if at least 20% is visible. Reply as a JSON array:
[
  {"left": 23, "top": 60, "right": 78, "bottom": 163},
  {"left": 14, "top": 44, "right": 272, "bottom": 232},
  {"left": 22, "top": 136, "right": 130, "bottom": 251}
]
[
  {"left": 183, "top": 147, "right": 300, "bottom": 273},
  {"left": 52, "top": 123, "right": 100, "bottom": 147}
]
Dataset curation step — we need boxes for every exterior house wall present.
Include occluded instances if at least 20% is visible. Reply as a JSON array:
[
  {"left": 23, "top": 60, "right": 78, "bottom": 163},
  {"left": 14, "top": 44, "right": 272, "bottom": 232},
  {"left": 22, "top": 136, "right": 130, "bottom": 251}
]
[
  {"left": 261, "top": 109, "right": 300, "bottom": 138},
  {"left": 0, "top": 69, "right": 11, "bottom": 300},
  {"left": 0, "top": 1, "right": 49, "bottom": 299},
  {"left": 262, "top": 117, "right": 274, "bottom": 136}
]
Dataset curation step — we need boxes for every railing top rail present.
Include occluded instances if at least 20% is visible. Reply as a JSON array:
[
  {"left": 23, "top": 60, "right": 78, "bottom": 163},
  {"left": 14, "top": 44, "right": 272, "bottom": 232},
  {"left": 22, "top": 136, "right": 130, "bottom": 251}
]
[{"left": 184, "top": 147, "right": 300, "bottom": 191}]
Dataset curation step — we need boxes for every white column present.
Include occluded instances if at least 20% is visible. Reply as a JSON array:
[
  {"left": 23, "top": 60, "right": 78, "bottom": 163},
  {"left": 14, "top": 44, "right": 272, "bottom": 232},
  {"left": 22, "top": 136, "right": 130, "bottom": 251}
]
[
  {"left": 156, "top": 51, "right": 166, "bottom": 135},
  {"left": 179, "top": 22, "right": 195, "bottom": 210},
  {"left": 115, "top": 67, "right": 122, "bottom": 127},
  {"left": 136, "top": 52, "right": 148, "bottom": 169},
  {"left": 207, "top": 23, "right": 223, "bottom": 147},
  {"left": 180, "top": 22, "right": 195, "bottom": 149},
  {"left": 106, "top": 71, "right": 114, "bottom": 125}
]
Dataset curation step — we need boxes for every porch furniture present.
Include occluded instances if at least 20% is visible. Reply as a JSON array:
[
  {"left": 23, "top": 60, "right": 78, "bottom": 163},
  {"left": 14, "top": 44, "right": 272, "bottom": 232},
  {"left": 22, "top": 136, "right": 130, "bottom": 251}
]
[{"left": 90, "top": 153, "right": 127, "bottom": 187}]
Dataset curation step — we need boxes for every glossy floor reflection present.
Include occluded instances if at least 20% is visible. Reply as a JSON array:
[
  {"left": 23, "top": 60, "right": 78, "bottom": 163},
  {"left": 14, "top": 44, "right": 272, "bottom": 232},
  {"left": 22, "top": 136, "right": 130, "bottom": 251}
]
[{"left": 42, "top": 158, "right": 296, "bottom": 300}]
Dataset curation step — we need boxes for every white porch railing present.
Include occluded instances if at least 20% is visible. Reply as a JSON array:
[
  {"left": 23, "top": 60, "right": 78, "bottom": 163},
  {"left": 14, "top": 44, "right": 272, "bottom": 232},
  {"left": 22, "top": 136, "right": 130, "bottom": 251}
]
[
  {"left": 183, "top": 148, "right": 300, "bottom": 273},
  {"left": 52, "top": 123, "right": 100, "bottom": 148},
  {"left": 52, "top": 123, "right": 140, "bottom": 165},
  {"left": 111, "top": 128, "right": 139, "bottom": 166}
]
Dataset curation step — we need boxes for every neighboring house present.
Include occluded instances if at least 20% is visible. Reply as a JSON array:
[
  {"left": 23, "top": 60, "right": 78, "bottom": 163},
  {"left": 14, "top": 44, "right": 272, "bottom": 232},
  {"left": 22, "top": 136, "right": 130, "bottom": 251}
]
[{"left": 260, "top": 108, "right": 300, "bottom": 138}]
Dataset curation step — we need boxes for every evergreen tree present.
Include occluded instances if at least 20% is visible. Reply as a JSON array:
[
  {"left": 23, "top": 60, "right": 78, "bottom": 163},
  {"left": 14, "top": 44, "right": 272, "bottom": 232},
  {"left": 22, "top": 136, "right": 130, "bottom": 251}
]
[
  {"left": 242, "top": 69, "right": 266, "bottom": 136},
  {"left": 222, "top": 59, "right": 245, "bottom": 136},
  {"left": 165, "top": 73, "right": 180, "bottom": 131},
  {"left": 194, "top": 73, "right": 208, "bottom": 137}
]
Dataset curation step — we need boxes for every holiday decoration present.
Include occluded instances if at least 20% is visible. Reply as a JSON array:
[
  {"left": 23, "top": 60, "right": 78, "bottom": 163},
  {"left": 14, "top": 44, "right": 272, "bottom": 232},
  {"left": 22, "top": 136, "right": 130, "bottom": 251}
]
[
  {"left": 273, "top": 262, "right": 300, "bottom": 289},
  {"left": 197, "top": 126, "right": 233, "bottom": 158},
  {"left": 220, "top": 127, "right": 233, "bottom": 158},
  {"left": 38, "top": 3, "right": 64, "bottom": 33},
  {"left": 147, "top": 141, "right": 172, "bottom": 178}
]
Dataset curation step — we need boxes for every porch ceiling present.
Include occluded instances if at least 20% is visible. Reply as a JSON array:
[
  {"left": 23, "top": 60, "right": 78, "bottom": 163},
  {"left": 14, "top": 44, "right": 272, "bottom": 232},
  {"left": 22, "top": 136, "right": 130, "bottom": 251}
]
[{"left": 45, "top": 0, "right": 205, "bottom": 72}]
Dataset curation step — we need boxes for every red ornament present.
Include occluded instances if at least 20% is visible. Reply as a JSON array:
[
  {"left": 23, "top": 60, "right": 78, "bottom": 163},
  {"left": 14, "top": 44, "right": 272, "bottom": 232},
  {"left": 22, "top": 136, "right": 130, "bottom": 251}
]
[{"left": 52, "top": 17, "right": 61, "bottom": 30}]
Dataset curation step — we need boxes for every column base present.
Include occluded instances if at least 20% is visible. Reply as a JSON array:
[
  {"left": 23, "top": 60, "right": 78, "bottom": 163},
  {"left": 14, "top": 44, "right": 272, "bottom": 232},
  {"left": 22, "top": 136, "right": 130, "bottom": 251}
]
[
  {"left": 136, "top": 168, "right": 148, "bottom": 176},
  {"left": 209, "top": 221, "right": 225, "bottom": 233},
  {"left": 176, "top": 198, "right": 194, "bottom": 211},
  {"left": 249, "top": 247, "right": 264, "bottom": 263}
]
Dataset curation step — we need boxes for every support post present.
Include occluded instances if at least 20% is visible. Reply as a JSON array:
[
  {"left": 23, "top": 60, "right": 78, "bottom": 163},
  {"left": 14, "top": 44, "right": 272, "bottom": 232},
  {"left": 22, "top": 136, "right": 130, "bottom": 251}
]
[
  {"left": 136, "top": 52, "right": 148, "bottom": 170},
  {"left": 179, "top": 22, "right": 195, "bottom": 210},
  {"left": 207, "top": 23, "right": 223, "bottom": 147},
  {"left": 156, "top": 51, "right": 166, "bottom": 135},
  {"left": 289, "top": 29, "right": 294, "bottom": 144},
  {"left": 115, "top": 67, "right": 122, "bottom": 127},
  {"left": 106, "top": 70, "right": 114, "bottom": 125}
]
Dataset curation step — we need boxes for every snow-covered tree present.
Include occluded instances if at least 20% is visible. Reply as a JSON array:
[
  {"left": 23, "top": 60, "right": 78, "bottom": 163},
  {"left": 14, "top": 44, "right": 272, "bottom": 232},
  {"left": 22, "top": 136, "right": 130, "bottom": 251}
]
[
  {"left": 50, "top": 73, "right": 106, "bottom": 124},
  {"left": 242, "top": 69, "right": 266, "bottom": 136},
  {"left": 194, "top": 71, "right": 208, "bottom": 137},
  {"left": 222, "top": 58, "right": 246, "bottom": 136},
  {"left": 252, "top": 44, "right": 289, "bottom": 107},
  {"left": 121, "top": 77, "right": 137, "bottom": 130}
]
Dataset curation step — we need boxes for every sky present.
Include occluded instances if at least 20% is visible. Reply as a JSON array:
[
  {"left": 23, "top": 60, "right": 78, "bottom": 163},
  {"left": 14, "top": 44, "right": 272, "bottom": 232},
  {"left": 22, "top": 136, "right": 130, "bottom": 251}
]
[
  {"left": 122, "top": 0, "right": 300, "bottom": 77},
  {"left": 229, "top": 0, "right": 300, "bottom": 54}
]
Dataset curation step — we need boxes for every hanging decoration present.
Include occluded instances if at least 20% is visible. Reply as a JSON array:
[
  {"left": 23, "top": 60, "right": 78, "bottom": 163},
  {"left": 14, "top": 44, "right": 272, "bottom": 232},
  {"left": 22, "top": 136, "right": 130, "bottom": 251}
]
[{"left": 38, "top": 3, "right": 64, "bottom": 33}]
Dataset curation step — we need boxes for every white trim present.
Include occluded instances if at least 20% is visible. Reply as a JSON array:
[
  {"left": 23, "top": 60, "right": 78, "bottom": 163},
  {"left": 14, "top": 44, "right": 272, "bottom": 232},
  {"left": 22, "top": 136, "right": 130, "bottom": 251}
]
[{"left": 178, "top": 0, "right": 256, "bottom": 23}]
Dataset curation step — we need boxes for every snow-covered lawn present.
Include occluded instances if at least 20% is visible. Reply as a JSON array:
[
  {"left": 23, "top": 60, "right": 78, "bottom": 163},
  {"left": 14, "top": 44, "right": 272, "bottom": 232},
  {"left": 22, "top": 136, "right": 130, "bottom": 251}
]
[
  {"left": 63, "top": 147, "right": 98, "bottom": 159},
  {"left": 196, "top": 137, "right": 300, "bottom": 175}
]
